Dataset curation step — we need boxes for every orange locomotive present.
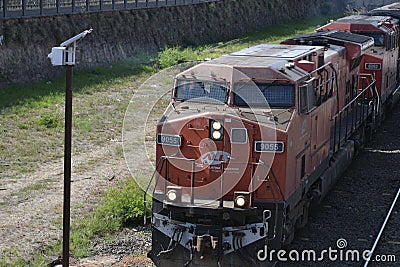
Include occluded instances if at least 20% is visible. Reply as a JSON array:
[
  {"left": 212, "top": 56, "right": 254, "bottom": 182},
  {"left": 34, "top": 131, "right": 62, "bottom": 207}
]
[
  {"left": 147, "top": 29, "right": 383, "bottom": 266},
  {"left": 317, "top": 13, "right": 400, "bottom": 107}
]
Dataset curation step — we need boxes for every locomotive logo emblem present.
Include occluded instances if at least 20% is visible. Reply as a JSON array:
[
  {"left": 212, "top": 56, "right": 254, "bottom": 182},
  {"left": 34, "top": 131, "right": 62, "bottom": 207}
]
[{"left": 200, "top": 151, "right": 231, "bottom": 166}]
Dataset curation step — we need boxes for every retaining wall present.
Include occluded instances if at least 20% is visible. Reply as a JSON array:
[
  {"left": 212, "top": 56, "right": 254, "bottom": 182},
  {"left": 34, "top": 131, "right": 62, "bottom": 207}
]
[{"left": 0, "top": 0, "right": 345, "bottom": 86}]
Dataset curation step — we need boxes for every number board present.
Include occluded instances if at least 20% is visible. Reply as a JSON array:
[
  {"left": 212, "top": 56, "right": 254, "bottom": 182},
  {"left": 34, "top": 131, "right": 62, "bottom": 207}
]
[
  {"left": 365, "top": 63, "right": 381, "bottom": 70},
  {"left": 157, "top": 133, "right": 181, "bottom": 147},
  {"left": 255, "top": 141, "right": 284, "bottom": 153}
]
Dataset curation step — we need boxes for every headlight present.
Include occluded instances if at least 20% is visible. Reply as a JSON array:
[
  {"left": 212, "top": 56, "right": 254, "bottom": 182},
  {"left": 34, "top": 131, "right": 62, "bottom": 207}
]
[
  {"left": 165, "top": 186, "right": 182, "bottom": 203},
  {"left": 234, "top": 191, "right": 251, "bottom": 208},
  {"left": 210, "top": 120, "right": 223, "bottom": 141},
  {"left": 212, "top": 121, "right": 222, "bottom": 130},
  {"left": 212, "top": 130, "right": 222, "bottom": 140},
  {"left": 235, "top": 195, "right": 246, "bottom": 207},
  {"left": 167, "top": 190, "right": 177, "bottom": 202}
]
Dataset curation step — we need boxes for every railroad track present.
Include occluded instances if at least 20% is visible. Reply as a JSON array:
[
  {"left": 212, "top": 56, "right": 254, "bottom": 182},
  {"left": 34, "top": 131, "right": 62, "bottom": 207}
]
[
  {"left": 276, "top": 104, "right": 400, "bottom": 267},
  {"left": 365, "top": 188, "right": 400, "bottom": 267}
]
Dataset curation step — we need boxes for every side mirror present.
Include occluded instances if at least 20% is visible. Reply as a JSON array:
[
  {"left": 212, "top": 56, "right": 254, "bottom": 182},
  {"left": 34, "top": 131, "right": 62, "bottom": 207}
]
[{"left": 298, "top": 78, "right": 317, "bottom": 114}]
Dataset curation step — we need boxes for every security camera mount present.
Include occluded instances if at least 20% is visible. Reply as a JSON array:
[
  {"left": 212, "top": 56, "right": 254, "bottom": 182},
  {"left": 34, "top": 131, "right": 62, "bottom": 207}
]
[
  {"left": 48, "top": 28, "right": 92, "bottom": 66},
  {"left": 47, "top": 28, "right": 92, "bottom": 267}
]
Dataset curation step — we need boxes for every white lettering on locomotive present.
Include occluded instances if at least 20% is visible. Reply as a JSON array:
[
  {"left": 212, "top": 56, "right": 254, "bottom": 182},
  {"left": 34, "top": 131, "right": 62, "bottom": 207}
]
[{"left": 200, "top": 151, "right": 231, "bottom": 166}]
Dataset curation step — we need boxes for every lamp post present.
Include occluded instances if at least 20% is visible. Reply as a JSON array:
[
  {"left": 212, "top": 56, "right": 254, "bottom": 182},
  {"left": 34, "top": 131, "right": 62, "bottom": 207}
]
[{"left": 48, "top": 29, "right": 92, "bottom": 267}]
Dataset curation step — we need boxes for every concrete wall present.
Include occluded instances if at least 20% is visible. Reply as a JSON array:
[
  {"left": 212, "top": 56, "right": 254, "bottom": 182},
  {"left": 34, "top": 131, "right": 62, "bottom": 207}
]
[{"left": 0, "top": 0, "right": 345, "bottom": 86}]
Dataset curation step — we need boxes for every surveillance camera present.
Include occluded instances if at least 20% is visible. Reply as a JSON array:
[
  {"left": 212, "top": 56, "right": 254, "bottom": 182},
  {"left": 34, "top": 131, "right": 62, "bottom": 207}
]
[
  {"left": 48, "top": 28, "right": 93, "bottom": 66},
  {"left": 48, "top": 47, "right": 66, "bottom": 66},
  {"left": 60, "top": 28, "right": 93, "bottom": 47}
]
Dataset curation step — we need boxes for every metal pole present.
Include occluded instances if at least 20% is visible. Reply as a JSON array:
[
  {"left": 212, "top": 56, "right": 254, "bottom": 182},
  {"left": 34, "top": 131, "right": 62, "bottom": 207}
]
[
  {"left": 48, "top": 30, "right": 91, "bottom": 267},
  {"left": 3, "top": 0, "right": 7, "bottom": 19},
  {"left": 190, "top": 161, "right": 195, "bottom": 205},
  {"left": 22, "top": 0, "right": 25, "bottom": 16},
  {"left": 62, "top": 65, "right": 73, "bottom": 267}
]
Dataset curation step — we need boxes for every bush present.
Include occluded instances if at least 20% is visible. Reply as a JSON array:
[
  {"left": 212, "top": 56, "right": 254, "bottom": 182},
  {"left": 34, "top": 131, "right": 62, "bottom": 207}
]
[
  {"left": 157, "top": 46, "right": 198, "bottom": 69},
  {"left": 37, "top": 114, "right": 61, "bottom": 129},
  {"left": 97, "top": 178, "right": 147, "bottom": 227},
  {"left": 69, "top": 178, "right": 150, "bottom": 257}
]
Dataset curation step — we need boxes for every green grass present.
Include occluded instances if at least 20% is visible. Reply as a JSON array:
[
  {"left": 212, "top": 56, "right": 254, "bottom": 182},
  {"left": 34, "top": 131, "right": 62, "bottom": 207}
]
[
  {"left": 0, "top": 54, "right": 154, "bottom": 110},
  {"left": 0, "top": 178, "right": 148, "bottom": 266},
  {"left": 0, "top": 14, "right": 343, "bottom": 266},
  {"left": 0, "top": 54, "right": 155, "bottom": 176},
  {"left": 0, "top": 251, "right": 29, "bottom": 267},
  {"left": 156, "top": 15, "right": 341, "bottom": 68},
  {"left": 69, "top": 178, "right": 150, "bottom": 257},
  {"left": 19, "top": 179, "right": 53, "bottom": 193}
]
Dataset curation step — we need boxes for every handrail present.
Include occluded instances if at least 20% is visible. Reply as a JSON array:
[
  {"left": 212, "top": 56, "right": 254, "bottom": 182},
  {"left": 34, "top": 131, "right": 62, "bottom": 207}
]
[
  {"left": 307, "top": 62, "right": 333, "bottom": 76},
  {"left": 0, "top": 0, "right": 218, "bottom": 19},
  {"left": 332, "top": 74, "right": 376, "bottom": 120},
  {"left": 305, "top": 62, "right": 338, "bottom": 107},
  {"left": 143, "top": 154, "right": 197, "bottom": 224},
  {"left": 331, "top": 73, "right": 378, "bottom": 152},
  {"left": 143, "top": 156, "right": 165, "bottom": 225}
]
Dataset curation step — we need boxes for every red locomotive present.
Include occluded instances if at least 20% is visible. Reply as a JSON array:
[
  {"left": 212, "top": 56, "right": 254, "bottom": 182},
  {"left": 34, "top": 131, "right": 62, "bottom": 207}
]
[
  {"left": 146, "top": 7, "right": 400, "bottom": 267},
  {"left": 317, "top": 13, "right": 400, "bottom": 107}
]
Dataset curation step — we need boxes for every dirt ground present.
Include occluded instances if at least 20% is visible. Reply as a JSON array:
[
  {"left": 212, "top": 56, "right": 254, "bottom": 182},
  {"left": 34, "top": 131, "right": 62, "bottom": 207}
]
[
  {"left": 0, "top": 64, "right": 194, "bottom": 265},
  {"left": 0, "top": 124, "right": 131, "bottom": 261},
  {"left": 73, "top": 255, "right": 154, "bottom": 267}
]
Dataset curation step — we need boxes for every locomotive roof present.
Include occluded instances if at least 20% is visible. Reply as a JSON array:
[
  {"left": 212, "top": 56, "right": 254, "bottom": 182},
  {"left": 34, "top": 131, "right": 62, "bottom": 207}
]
[
  {"left": 318, "top": 15, "right": 398, "bottom": 34},
  {"left": 207, "top": 44, "right": 321, "bottom": 68},
  {"left": 369, "top": 2, "right": 400, "bottom": 19},
  {"left": 205, "top": 44, "right": 322, "bottom": 81},
  {"left": 287, "top": 30, "right": 374, "bottom": 50},
  {"left": 209, "top": 54, "right": 291, "bottom": 68},
  {"left": 228, "top": 44, "right": 321, "bottom": 59},
  {"left": 336, "top": 14, "right": 393, "bottom": 25}
]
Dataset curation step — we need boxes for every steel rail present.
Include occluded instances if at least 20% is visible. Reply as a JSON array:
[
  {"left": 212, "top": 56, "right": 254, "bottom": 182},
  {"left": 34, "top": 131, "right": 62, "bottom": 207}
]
[{"left": 364, "top": 187, "right": 400, "bottom": 267}]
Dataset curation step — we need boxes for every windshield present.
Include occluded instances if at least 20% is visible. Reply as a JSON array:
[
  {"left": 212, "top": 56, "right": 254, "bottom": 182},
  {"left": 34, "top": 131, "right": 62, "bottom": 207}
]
[
  {"left": 359, "top": 32, "right": 384, "bottom": 46},
  {"left": 234, "top": 82, "right": 295, "bottom": 108},
  {"left": 174, "top": 79, "right": 229, "bottom": 103}
]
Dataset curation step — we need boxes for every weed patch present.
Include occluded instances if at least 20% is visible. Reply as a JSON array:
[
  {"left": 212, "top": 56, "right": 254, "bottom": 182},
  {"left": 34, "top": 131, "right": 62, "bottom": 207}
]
[
  {"left": 37, "top": 114, "right": 61, "bottom": 129},
  {"left": 156, "top": 15, "right": 341, "bottom": 69},
  {"left": 69, "top": 178, "right": 150, "bottom": 258},
  {"left": 157, "top": 46, "right": 200, "bottom": 68}
]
